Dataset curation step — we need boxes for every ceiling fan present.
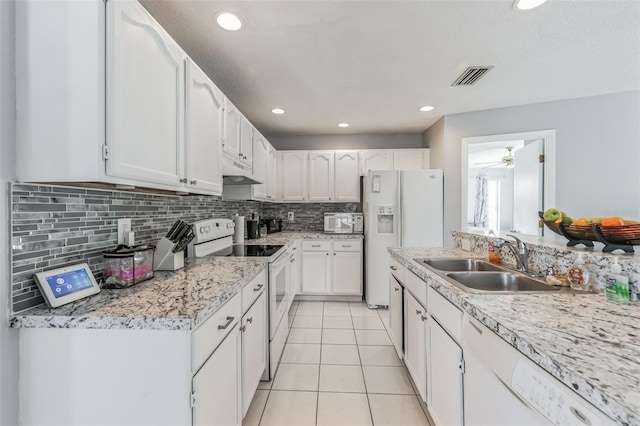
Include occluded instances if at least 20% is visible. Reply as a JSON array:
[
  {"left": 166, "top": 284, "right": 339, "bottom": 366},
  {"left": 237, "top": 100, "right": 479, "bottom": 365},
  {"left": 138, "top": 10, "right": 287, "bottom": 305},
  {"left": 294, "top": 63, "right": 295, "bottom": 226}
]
[{"left": 473, "top": 146, "right": 515, "bottom": 168}]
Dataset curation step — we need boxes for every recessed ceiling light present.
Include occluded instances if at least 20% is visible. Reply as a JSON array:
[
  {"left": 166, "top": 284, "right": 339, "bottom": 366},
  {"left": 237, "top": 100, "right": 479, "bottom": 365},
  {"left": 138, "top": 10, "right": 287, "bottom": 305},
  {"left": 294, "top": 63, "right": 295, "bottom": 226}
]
[
  {"left": 338, "top": 122, "right": 350, "bottom": 128},
  {"left": 272, "top": 108, "right": 285, "bottom": 115},
  {"left": 512, "top": 0, "right": 548, "bottom": 11},
  {"left": 419, "top": 105, "right": 435, "bottom": 112},
  {"left": 216, "top": 12, "right": 242, "bottom": 31}
]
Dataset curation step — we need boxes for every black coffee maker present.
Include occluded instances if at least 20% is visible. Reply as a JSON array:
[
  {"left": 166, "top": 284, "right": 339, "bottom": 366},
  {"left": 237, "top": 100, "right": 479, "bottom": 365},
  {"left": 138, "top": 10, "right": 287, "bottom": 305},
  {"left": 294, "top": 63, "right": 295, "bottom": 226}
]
[{"left": 246, "top": 219, "right": 260, "bottom": 239}]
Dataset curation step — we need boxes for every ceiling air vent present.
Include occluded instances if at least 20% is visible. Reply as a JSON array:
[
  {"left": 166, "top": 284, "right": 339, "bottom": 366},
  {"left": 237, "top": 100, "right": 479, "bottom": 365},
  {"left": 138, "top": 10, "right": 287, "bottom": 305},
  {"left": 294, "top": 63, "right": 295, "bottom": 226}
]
[{"left": 452, "top": 66, "right": 494, "bottom": 86}]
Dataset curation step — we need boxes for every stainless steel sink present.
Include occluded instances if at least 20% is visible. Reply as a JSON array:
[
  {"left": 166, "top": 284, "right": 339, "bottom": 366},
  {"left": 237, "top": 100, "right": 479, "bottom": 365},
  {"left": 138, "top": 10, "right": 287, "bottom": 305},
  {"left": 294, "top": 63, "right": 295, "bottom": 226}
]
[
  {"left": 445, "top": 272, "right": 561, "bottom": 293},
  {"left": 417, "top": 258, "right": 503, "bottom": 272}
]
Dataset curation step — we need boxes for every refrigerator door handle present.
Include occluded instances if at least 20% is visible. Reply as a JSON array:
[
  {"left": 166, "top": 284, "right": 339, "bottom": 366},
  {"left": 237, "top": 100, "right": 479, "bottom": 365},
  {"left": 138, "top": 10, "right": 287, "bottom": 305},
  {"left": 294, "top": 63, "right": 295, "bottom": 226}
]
[{"left": 398, "top": 172, "right": 403, "bottom": 247}]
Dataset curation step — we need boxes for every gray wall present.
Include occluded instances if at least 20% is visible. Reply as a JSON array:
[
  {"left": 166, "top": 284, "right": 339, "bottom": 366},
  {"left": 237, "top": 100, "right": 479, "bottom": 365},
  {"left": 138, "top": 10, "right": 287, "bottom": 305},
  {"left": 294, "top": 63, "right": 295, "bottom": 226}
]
[
  {"left": 0, "top": 0, "right": 19, "bottom": 423},
  {"left": 423, "top": 91, "right": 640, "bottom": 246},
  {"left": 267, "top": 133, "right": 423, "bottom": 150}
]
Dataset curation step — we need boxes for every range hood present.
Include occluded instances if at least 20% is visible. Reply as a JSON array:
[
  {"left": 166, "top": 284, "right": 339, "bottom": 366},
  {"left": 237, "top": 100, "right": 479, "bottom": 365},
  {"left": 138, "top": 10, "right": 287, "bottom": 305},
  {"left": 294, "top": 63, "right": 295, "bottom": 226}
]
[{"left": 222, "top": 155, "right": 263, "bottom": 185}]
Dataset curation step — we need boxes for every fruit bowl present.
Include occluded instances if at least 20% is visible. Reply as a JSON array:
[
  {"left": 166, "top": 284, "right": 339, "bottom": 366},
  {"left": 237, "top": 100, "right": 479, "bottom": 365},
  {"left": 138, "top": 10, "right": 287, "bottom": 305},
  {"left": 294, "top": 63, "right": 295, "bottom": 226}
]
[{"left": 538, "top": 211, "right": 640, "bottom": 252}]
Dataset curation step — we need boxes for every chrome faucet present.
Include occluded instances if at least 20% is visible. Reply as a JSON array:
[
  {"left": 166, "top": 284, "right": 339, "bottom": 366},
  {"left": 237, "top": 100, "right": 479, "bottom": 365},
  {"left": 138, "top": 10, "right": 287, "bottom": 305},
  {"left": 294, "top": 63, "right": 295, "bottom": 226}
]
[{"left": 494, "top": 234, "right": 529, "bottom": 273}]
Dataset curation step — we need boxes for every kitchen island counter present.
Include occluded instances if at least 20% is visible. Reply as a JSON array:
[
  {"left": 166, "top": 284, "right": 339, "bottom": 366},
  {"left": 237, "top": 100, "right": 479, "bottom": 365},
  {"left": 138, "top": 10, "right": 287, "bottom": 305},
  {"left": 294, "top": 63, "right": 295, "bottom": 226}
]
[
  {"left": 10, "top": 257, "right": 267, "bottom": 331},
  {"left": 390, "top": 247, "right": 640, "bottom": 425}
]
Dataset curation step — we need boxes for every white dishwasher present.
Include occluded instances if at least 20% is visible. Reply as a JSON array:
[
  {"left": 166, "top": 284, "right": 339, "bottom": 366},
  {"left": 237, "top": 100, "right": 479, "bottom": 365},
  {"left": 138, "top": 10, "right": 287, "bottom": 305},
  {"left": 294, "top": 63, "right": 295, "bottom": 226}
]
[{"left": 463, "top": 315, "right": 614, "bottom": 426}]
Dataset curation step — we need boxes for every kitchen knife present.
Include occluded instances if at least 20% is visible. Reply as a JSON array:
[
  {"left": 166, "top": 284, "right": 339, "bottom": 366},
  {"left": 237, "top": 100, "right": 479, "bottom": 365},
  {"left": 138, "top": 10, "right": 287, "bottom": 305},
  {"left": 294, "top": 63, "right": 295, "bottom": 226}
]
[
  {"left": 171, "top": 223, "right": 191, "bottom": 244},
  {"left": 173, "top": 228, "right": 195, "bottom": 253},
  {"left": 165, "top": 220, "right": 182, "bottom": 240}
]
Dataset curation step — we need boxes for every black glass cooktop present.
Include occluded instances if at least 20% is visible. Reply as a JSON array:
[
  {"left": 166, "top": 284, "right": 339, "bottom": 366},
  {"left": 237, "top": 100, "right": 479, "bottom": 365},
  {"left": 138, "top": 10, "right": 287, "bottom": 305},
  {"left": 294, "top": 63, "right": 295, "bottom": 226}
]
[{"left": 230, "top": 244, "right": 284, "bottom": 257}]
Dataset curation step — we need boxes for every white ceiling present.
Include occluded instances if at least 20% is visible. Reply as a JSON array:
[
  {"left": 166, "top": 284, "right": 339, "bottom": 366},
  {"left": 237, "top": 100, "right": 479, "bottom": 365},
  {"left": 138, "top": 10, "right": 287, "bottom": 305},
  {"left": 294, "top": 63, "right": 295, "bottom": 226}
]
[{"left": 140, "top": 0, "right": 640, "bottom": 137}]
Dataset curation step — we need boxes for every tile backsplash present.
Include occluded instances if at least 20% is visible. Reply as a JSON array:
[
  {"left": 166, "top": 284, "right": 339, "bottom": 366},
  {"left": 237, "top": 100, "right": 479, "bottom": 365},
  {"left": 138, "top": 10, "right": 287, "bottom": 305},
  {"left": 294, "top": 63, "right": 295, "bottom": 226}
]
[{"left": 10, "top": 183, "right": 354, "bottom": 312}]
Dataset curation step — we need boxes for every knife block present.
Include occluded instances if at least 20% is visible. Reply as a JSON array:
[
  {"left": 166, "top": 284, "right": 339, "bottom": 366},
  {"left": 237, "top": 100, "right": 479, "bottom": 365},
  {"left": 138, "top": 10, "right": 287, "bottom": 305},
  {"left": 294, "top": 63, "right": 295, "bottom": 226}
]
[{"left": 153, "top": 237, "right": 185, "bottom": 271}]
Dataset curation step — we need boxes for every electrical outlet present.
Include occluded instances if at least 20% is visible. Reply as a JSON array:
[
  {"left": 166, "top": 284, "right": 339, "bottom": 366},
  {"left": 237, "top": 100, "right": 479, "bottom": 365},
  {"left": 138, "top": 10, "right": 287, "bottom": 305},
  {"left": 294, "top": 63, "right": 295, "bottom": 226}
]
[
  {"left": 461, "top": 238, "right": 471, "bottom": 251},
  {"left": 117, "top": 218, "right": 131, "bottom": 244},
  {"left": 288, "top": 212, "right": 294, "bottom": 221}
]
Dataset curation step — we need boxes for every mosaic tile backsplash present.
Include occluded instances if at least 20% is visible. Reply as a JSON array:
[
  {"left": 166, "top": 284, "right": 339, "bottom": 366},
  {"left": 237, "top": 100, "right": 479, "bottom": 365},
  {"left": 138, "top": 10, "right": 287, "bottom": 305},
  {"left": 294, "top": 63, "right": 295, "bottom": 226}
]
[{"left": 10, "top": 183, "right": 355, "bottom": 312}]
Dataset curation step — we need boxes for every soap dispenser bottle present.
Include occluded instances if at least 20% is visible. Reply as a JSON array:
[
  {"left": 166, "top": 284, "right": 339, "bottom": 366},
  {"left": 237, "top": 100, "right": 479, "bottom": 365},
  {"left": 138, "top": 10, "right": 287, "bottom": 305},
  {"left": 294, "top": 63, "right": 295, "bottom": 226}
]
[
  {"left": 605, "top": 257, "right": 629, "bottom": 304},
  {"left": 568, "top": 253, "right": 592, "bottom": 291}
]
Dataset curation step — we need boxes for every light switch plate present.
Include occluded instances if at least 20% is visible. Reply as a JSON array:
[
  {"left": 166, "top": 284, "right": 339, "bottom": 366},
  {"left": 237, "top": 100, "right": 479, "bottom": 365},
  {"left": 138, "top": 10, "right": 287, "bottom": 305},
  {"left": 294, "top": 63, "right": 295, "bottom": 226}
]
[
  {"left": 288, "top": 212, "right": 294, "bottom": 221},
  {"left": 117, "top": 218, "right": 131, "bottom": 245}
]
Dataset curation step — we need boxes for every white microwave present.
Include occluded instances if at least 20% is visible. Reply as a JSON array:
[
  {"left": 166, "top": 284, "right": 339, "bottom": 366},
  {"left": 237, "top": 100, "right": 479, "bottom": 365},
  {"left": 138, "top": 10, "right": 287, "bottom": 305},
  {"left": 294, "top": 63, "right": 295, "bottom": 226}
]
[{"left": 324, "top": 213, "right": 364, "bottom": 234}]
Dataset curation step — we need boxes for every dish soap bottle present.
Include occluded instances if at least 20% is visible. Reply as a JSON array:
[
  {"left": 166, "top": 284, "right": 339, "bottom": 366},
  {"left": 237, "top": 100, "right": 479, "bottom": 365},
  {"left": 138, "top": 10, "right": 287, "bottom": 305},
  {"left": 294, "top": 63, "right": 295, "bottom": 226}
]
[
  {"left": 605, "top": 257, "right": 629, "bottom": 304},
  {"left": 488, "top": 243, "right": 501, "bottom": 264},
  {"left": 568, "top": 253, "right": 591, "bottom": 291}
]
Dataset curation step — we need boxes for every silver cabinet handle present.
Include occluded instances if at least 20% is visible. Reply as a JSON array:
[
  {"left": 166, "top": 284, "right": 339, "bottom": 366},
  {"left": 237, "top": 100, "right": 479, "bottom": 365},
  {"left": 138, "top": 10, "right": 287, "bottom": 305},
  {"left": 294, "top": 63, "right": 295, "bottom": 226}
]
[
  {"left": 218, "top": 316, "right": 235, "bottom": 330},
  {"left": 247, "top": 317, "right": 253, "bottom": 324},
  {"left": 290, "top": 258, "right": 295, "bottom": 263},
  {"left": 342, "top": 244, "right": 352, "bottom": 248},
  {"left": 253, "top": 284, "right": 264, "bottom": 292},
  {"left": 421, "top": 315, "right": 428, "bottom": 321},
  {"left": 179, "top": 178, "right": 188, "bottom": 183},
  {"left": 240, "top": 325, "right": 246, "bottom": 332},
  {"left": 333, "top": 253, "right": 336, "bottom": 256},
  {"left": 390, "top": 266, "right": 397, "bottom": 270},
  {"left": 312, "top": 244, "right": 321, "bottom": 247},
  {"left": 394, "top": 287, "right": 400, "bottom": 292},
  {"left": 416, "top": 309, "right": 422, "bottom": 315},
  {"left": 190, "top": 179, "right": 197, "bottom": 185},
  {"left": 292, "top": 247, "right": 297, "bottom": 250},
  {"left": 326, "top": 253, "right": 329, "bottom": 256}
]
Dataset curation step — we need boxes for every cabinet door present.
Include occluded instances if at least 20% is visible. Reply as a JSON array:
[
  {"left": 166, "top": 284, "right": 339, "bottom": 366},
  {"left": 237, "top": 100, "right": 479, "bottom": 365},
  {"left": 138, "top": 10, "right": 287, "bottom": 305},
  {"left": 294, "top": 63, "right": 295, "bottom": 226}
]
[
  {"left": 332, "top": 251, "right": 362, "bottom": 295},
  {"left": 192, "top": 326, "right": 240, "bottom": 426},
  {"left": 107, "top": 0, "right": 186, "bottom": 187},
  {"left": 389, "top": 275, "right": 404, "bottom": 359},
  {"left": 252, "top": 135, "right": 269, "bottom": 200},
  {"left": 281, "top": 151, "right": 307, "bottom": 201},
  {"left": 308, "top": 152, "right": 335, "bottom": 201},
  {"left": 393, "top": 150, "right": 425, "bottom": 170},
  {"left": 359, "top": 150, "right": 393, "bottom": 175},
  {"left": 241, "top": 292, "right": 267, "bottom": 417},
  {"left": 429, "top": 317, "right": 463, "bottom": 426},
  {"left": 240, "top": 116, "right": 253, "bottom": 168},
  {"left": 334, "top": 151, "right": 360, "bottom": 202},
  {"left": 404, "top": 292, "right": 427, "bottom": 402},
  {"left": 301, "top": 251, "right": 330, "bottom": 294},
  {"left": 223, "top": 100, "right": 241, "bottom": 159},
  {"left": 185, "top": 59, "right": 223, "bottom": 195},
  {"left": 267, "top": 145, "right": 278, "bottom": 201}
]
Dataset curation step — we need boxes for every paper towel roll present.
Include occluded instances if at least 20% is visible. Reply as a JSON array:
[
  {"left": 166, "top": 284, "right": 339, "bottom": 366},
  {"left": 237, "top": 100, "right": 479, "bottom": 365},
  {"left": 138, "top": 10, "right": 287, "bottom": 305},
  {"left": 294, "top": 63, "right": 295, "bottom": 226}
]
[{"left": 233, "top": 216, "right": 244, "bottom": 244}]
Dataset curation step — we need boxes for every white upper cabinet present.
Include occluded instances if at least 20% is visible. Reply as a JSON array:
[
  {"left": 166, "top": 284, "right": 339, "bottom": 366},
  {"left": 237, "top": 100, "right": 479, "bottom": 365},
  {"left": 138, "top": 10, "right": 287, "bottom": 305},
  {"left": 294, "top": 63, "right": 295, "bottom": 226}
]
[
  {"left": 252, "top": 133, "right": 269, "bottom": 200},
  {"left": 281, "top": 151, "right": 308, "bottom": 201},
  {"left": 393, "top": 149, "right": 430, "bottom": 170},
  {"left": 239, "top": 116, "right": 254, "bottom": 168},
  {"left": 334, "top": 151, "right": 360, "bottom": 202},
  {"left": 223, "top": 100, "right": 242, "bottom": 160},
  {"left": 359, "top": 150, "right": 393, "bottom": 175},
  {"left": 106, "top": 0, "right": 186, "bottom": 187},
  {"left": 308, "top": 152, "right": 335, "bottom": 202},
  {"left": 267, "top": 145, "right": 278, "bottom": 201},
  {"left": 184, "top": 58, "right": 223, "bottom": 195}
]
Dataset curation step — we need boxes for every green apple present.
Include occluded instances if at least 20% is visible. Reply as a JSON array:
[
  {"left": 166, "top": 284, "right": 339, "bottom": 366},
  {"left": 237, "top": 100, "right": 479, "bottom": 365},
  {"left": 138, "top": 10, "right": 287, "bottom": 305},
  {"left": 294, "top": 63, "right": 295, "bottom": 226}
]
[
  {"left": 543, "top": 208, "right": 562, "bottom": 222},
  {"left": 561, "top": 216, "right": 573, "bottom": 225}
]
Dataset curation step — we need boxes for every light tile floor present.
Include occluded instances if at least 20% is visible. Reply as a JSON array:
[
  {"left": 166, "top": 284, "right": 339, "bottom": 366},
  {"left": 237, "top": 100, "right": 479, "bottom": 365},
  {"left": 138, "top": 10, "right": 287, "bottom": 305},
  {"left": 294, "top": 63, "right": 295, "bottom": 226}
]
[{"left": 244, "top": 301, "right": 433, "bottom": 426}]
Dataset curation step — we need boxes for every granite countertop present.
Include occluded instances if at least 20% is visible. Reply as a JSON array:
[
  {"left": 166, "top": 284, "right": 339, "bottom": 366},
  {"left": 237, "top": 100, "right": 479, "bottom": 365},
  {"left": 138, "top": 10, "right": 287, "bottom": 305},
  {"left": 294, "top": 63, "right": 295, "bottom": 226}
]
[
  {"left": 241, "top": 231, "right": 364, "bottom": 246},
  {"left": 10, "top": 257, "right": 267, "bottom": 331},
  {"left": 389, "top": 247, "right": 640, "bottom": 425}
]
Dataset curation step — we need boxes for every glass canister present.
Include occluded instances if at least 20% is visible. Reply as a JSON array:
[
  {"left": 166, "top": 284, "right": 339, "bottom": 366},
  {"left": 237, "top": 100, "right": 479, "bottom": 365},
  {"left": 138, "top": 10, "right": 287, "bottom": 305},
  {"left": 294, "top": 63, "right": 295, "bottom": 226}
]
[{"left": 103, "top": 244, "right": 155, "bottom": 288}]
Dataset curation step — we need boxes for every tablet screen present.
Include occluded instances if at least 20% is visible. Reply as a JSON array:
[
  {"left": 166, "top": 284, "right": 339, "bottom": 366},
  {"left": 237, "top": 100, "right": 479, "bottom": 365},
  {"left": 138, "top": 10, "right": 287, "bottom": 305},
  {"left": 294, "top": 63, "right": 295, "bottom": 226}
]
[{"left": 45, "top": 269, "right": 94, "bottom": 298}]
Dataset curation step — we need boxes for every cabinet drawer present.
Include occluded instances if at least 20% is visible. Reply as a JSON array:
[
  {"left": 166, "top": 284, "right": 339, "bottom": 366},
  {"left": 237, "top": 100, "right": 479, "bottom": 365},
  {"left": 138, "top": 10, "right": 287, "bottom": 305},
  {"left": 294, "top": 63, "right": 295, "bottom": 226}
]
[
  {"left": 242, "top": 268, "right": 267, "bottom": 314},
  {"left": 404, "top": 270, "right": 427, "bottom": 307},
  {"left": 389, "top": 257, "right": 405, "bottom": 283},
  {"left": 192, "top": 293, "right": 241, "bottom": 372},
  {"left": 302, "top": 240, "right": 331, "bottom": 251},
  {"left": 427, "top": 287, "right": 462, "bottom": 343},
  {"left": 332, "top": 240, "right": 362, "bottom": 252}
]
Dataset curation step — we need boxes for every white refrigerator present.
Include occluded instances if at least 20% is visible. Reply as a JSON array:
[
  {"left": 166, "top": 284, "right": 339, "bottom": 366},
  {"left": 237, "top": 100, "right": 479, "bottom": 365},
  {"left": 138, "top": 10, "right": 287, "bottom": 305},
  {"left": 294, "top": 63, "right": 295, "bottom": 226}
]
[{"left": 364, "top": 169, "right": 444, "bottom": 307}]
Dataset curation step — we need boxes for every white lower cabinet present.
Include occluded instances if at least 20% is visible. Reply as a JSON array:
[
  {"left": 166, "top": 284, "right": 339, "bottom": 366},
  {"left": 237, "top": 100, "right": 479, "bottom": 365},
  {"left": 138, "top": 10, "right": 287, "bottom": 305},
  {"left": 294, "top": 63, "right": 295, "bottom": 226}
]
[
  {"left": 389, "top": 274, "right": 404, "bottom": 359},
  {"left": 428, "top": 317, "right": 463, "bottom": 426},
  {"left": 301, "top": 240, "right": 363, "bottom": 296},
  {"left": 404, "top": 291, "right": 428, "bottom": 402},
  {"left": 193, "top": 324, "right": 241, "bottom": 426},
  {"left": 241, "top": 291, "right": 267, "bottom": 417}
]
